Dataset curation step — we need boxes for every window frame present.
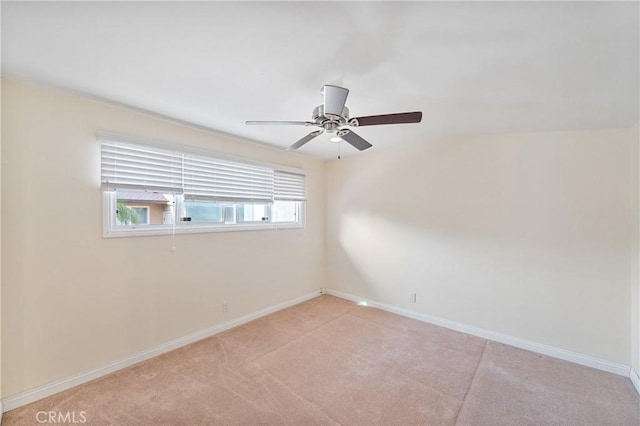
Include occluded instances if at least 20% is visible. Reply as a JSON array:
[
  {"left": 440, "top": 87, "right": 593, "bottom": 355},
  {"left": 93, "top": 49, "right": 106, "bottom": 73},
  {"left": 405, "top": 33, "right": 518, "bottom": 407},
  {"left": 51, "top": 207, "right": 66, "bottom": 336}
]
[{"left": 103, "top": 192, "right": 305, "bottom": 238}]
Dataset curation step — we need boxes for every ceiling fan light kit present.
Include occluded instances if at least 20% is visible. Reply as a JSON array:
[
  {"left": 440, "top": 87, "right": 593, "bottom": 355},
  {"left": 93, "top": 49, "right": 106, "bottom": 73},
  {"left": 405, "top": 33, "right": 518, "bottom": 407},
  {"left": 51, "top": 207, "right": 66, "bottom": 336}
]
[{"left": 246, "top": 85, "right": 423, "bottom": 152}]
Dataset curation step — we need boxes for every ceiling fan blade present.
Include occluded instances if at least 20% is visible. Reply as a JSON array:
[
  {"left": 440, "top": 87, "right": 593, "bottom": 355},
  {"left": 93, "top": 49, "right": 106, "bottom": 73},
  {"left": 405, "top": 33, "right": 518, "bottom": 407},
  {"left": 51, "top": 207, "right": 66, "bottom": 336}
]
[
  {"left": 287, "top": 130, "right": 323, "bottom": 150},
  {"left": 323, "top": 85, "right": 349, "bottom": 117},
  {"left": 353, "top": 111, "right": 422, "bottom": 127},
  {"left": 246, "top": 120, "right": 316, "bottom": 126},
  {"left": 338, "top": 130, "right": 373, "bottom": 151}
]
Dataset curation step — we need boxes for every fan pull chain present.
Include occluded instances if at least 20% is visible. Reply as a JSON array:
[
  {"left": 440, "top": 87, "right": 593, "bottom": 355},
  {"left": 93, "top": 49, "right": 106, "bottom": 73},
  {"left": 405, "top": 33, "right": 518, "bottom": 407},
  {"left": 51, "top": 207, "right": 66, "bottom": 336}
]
[
  {"left": 338, "top": 140, "right": 342, "bottom": 160},
  {"left": 171, "top": 195, "right": 177, "bottom": 252},
  {"left": 172, "top": 218, "right": 176, "bottom": 252}
]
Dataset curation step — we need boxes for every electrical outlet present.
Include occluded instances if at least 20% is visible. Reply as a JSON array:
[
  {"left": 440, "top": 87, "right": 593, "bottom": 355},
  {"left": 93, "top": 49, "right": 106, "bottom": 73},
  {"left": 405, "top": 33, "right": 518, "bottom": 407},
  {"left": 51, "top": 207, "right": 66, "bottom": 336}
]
[
  {"left": 222, "top": 302, "right": 229, "bottom": 313},
  {"left": 409, "top": 293, "right": 417, "bottom": 303}
]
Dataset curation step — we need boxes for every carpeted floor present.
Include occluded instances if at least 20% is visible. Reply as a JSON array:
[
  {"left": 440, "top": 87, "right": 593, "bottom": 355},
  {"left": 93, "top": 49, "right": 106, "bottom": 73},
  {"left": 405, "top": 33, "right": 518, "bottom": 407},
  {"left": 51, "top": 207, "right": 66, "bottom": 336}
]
[{"left": 3, "top": 295, "right": 639, "bottom": 425}]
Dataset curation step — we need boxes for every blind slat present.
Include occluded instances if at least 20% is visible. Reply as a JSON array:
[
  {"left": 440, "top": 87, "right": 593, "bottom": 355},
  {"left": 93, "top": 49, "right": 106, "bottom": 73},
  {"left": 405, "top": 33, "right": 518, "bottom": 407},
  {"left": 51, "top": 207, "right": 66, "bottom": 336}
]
[
  {"left": 274, "top": 171, "right": 305, "bottom": 201},
  {"left": 100, "top": 138, "right": 305, "bottom": 203},
  {"left": 100, "top": 141, "right": 184, "bottom": 193},
  {"left": 183, "top": 152, "right": 274, "bottom": 202}
]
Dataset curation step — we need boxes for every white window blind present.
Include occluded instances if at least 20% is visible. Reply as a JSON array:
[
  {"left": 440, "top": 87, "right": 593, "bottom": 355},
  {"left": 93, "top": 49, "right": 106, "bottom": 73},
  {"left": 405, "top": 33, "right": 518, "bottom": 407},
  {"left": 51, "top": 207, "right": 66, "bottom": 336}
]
[
  {"left": 183, "top": 153, "right": 274, "bottom": 203},
  {"left": 101, "top": 140, "right": 184, "bottom": 193},
  {"left": 274, "top": 170, "right": 306, "bottom": 201},
  {"left": 100, "top": 138, "right": 305, "bottom": 202}
]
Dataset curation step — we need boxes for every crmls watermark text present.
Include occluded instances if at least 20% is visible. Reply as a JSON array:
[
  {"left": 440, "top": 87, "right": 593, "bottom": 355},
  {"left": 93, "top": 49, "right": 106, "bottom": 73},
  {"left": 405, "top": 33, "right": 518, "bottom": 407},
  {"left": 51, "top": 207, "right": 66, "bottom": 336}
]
[{"left": 36, "top": 411, "right": 87, "bottom": 424}]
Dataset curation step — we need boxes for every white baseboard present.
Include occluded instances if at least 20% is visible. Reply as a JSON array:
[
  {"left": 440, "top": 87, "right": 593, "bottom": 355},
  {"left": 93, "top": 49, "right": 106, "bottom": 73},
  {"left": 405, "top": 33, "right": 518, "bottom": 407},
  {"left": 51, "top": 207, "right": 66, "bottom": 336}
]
[
  {"left": 1, "top": 290, "right": 321, "bottom": 413},
  {"left": 325, "top": 289, "right": 631, "bottom": 377},
  {"left": 630, "top": 368, "right": 640, "bottom": 395}
]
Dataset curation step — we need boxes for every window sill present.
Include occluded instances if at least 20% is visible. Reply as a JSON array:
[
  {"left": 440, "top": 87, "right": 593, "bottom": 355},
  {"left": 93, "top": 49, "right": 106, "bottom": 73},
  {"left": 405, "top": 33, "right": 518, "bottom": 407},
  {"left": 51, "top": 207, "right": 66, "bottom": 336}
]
[{"left": 103, "top": 222, "right": 304, "bottom": 238}]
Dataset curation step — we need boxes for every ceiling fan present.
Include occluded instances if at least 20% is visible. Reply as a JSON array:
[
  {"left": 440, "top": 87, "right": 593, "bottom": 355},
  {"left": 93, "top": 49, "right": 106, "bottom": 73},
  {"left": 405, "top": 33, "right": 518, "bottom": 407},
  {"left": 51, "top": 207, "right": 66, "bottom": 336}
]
[{"left": 246, "top": 85, "right": 422, "bottom": 152}]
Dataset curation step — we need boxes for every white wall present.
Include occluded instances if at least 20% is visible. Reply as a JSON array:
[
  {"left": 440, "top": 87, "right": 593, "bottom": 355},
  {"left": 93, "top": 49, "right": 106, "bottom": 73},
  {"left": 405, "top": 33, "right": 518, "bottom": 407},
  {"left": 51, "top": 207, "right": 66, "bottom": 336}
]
[
  {"left": 1, "top": 77, "right": 637, "bottom": 400},
  {"left": 0, "top": 79, "right": 326, "bottom": 398},
  {"left": 325, "top": 128, "right": 635, "bottom": 365},
  {"left": 632, "top": 121, "right": 640, "bottom": 376},
  {"left": 0, "top": 75, "right": 3, "bottom": 411}
]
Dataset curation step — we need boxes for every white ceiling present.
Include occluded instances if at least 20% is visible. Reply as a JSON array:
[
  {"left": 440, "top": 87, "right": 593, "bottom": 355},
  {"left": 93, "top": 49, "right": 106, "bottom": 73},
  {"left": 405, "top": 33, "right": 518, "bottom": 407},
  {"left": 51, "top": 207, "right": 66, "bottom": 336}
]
[{"left": 2, "top": 1, "right": 638, "bottom": 159}]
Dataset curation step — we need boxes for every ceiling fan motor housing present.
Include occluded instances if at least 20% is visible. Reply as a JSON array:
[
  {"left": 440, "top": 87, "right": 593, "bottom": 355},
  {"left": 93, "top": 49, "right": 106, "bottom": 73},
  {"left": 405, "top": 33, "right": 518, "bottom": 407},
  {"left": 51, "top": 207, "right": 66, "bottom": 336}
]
[{"left": 312, "top": 105, "right": 351, "bottom": 133}]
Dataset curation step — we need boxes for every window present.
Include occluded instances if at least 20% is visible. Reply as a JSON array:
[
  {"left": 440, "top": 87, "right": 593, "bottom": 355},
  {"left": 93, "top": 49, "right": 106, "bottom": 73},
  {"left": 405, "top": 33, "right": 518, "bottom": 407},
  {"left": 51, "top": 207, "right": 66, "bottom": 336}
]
[
  {"left": 182, "top": 201, "right": 225, "bottom": 223},
  {"left": 115, "top": 191, "right": 173, "bottom": 226},
  {"left": 130, "top": 207, "right": 150, "bottom": 224},
  {"left": 237, "top": 203, "right": 269, "bottom": 222},
  {"left": 272, "top": 200, "right": 300, "bottom": 222},
  {"left": 101, "top": 138, "right": 305, "bottom": 237}
]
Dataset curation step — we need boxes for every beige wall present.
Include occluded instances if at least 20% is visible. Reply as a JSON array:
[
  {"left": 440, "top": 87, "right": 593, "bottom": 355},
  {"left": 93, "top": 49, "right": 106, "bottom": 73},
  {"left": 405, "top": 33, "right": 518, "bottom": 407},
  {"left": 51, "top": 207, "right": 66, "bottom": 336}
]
[
  {"left": 632, "top": 121, "right": 640, "bottom": 375},
  {"left": 0, "top": 76, "right": 3, "bottom": 406},
  {"left": 0, "top": 79, "right": 326, "bottom": 397},
  {"left": 325, "top": 128, "right": 635, "bottom": 365},
  {"left": 1, "top": 77, "right": 637, "bottom": 400}
]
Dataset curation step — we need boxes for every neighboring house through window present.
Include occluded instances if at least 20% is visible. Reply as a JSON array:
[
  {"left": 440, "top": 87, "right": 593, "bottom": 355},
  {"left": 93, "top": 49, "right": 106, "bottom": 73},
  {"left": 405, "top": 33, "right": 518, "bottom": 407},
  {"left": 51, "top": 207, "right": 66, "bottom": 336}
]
[{"left": 116, "top": 191, "right": 170, "bottom": 225}]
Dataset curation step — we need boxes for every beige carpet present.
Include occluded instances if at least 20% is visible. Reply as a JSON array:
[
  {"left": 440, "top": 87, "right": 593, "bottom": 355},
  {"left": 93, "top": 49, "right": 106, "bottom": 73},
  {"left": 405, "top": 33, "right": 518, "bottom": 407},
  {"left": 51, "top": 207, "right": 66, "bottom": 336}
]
[{"left": 4, "top": 295, "right": 639, "bottom": 425}]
